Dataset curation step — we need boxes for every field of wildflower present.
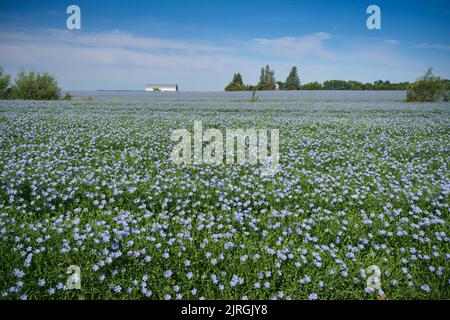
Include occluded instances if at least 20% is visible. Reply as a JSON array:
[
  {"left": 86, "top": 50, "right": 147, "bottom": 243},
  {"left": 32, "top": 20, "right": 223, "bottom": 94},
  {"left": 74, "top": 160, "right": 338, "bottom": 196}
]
[{"left": 0, "top": 91, "right": 449, "bottom": 300}]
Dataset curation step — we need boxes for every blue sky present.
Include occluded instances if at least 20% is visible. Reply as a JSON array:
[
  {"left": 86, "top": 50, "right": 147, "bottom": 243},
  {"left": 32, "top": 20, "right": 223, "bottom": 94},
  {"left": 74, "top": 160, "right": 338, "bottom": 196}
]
[{"left": 0, "top": 0, "right": 449, "bottom": 90}]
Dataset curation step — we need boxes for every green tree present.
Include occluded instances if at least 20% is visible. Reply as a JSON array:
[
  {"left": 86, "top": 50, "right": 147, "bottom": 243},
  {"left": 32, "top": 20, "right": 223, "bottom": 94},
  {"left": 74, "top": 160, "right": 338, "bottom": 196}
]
[
  {"left": 12, "top": 69, "right": 61, "bottom": 100},
  {"left": 442, "top": 79, "right": 450, "bottom": 101},
  {"left": 348, "top": 80, "right": 363, "bottom": 90},
  {"left": 373, "top": 80, "right": 392, "bottom": 90},
  {"left": 301, "top": 82, "right": 322, "bottom": 90},
  {"left": 258, "top": 67, "right": 265, "bottom": 88},
  {"left": 284, "top": 66, "right": 301, "bottom": 90},
  {"left": 323, "top": 80, "right": 351, "bottom": 90},
  {"left": 225, "top": 73, "right": 245, "bottom": 91},
  {"left": 0, "top": 67, "right": 11, "bottom": 99},
  {"left": 442, "top": 79, "right": 450, "bottom": 90},
  {"left": 406, "top": 68, "right": 446, "bottom": 102},
  {"left": 258, "top": 65, "right": 276, "bottom": 90},
  {"left": 63, "top": 92, "right": 73, "bottom": 100}
]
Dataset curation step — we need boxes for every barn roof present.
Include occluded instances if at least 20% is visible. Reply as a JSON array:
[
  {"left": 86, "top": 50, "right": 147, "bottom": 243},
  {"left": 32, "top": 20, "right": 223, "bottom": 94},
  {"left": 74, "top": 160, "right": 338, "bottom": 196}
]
[{"left": 145, "top": 84, "right": 178, "bottom": 87}]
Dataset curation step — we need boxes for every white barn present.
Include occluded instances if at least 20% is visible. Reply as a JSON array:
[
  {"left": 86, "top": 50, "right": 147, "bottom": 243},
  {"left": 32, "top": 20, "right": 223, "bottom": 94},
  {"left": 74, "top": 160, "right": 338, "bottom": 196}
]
[{"left": 145, "top": 84, "right": 178, "bottom": 92}]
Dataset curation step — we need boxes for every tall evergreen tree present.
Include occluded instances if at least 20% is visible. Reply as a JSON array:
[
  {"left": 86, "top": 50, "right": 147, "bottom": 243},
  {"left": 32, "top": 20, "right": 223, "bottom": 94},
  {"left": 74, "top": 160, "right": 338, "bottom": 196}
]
[
  {"left": 259, "top": 67, "right": 266, "bottom": 89},
  {"left": 0, "top": 67, "right": 11, "bottom": 99},
  {"left": 224, "top": 73, "right": 245, "bottom": 91},
  {"left": 264, "top": 65, "right": 270, "bottom": 85},
  {"left": 235, "top": 73, "right": 243, "bottom": 87},
  {"left": 285, "top": 66, "right": 301, "bottom": 90},
  {"left": 258, "top": 65, "right": 276, "bottom": 90}
]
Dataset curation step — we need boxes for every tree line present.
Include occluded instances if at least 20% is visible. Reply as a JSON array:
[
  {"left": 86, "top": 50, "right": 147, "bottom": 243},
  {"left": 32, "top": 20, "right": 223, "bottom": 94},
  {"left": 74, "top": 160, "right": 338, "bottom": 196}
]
[
  {"left": 224, "top": 65, "right": 444, "bottom": 91},
  {"left": 225, "top": 65, "right": 301, "bottom": 91},
  {"left": 1, "top": 66, "right": 448, "bottom": 102}
]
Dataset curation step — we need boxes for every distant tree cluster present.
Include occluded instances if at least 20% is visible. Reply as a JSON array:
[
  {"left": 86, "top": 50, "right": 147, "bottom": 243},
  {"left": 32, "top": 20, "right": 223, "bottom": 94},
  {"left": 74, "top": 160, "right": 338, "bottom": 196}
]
[
  {"left": 225, "top": 73, "right": 248, "bottom": 91},
  {"left": 301, "top": 82, "right": 322, "bottom": 90},
  {"left": 257, "top": 65, "right": 277, "bottom": 90},
  {"left": 321, "top": 79, "right": 410, "bottom": 90},
  {"left": 0, "top": 68, "right": 61, "bottom": 100},
  {"left": 225, "top": 65, "right": 300, "bottom": 91},
  {"left": 224, "top": 65, "right": 446, "bottom": 92},
  {"left": 298, "top": 79, "right": 411, "bottom": 90}
]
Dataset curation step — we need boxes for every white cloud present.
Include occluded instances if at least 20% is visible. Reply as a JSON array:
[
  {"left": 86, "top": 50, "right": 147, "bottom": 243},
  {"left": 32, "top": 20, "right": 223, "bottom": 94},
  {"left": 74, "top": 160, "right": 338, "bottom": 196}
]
[
  {"left": 416, "top": 43, "right": 450, "bottom": 51},
  {"left": 0, "top": 29, "right": 274, "bottom": 90},
  {"left": 252, "top": 32, "right": 333, "bottom": 59},
  {"left": 0, "top": 29, "right": 448, "bottom": 90},
  {"left": 0, "top": 29, "right": 232, "bottom": 53},
  {"left": 384, "top": 39, "right": 399, "bottom": 45}
]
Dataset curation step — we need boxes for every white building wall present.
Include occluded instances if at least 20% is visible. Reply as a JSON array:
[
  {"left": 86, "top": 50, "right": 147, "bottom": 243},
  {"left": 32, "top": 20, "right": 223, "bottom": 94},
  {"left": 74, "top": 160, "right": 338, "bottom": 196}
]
[
  {"left": 145, "top": 84, "right": 178, "bottom": 92},
  {"left": 145, "top": 87, "right": 177, "bottom": 92}
]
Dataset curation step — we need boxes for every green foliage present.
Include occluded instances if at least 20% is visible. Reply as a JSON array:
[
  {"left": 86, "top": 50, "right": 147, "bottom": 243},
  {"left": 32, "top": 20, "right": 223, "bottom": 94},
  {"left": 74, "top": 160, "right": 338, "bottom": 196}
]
[
  {"left": 0, "top": 67, "right": 11, "bottom": 99},
  {"left": 406, "top": 68, "right": 446, "bottom": 102},
  {"left": 373, "top": 80, "right": 391, "bottom": 90},
  {"left": 284, "top": 66, "right": 301, "bottom": 90},
  {"left": 348, "top": 81, "right": 364, "bottom": 90},
  {"left": 63, "top": 93, "right": 73, "bottom": 101},
  {"left": 0, "top": 99, "right": 448, "bottom": 299},
  {"left": 312, "top": 79, "right": 410, "bottom": 91},
  {"left": 323, "top": 80, "right": 351, "bottom": 90},
  {"left": 443, "top": 80, "right": 450, "bottom": 102},
  {"left": 443, "top": 92, "right": 450, "bottom": 102},
  {"left": 223, "top": 66, "right": 446, "bottom": 93},
  {"left": 12, "top": 69, "right": 61, "bottom": 100},
  {"left": 442, "top": 79, "right": 450, "bottom": 90},
  {"left": 301, "top": 82, "right": 322, "bottom": 90},
  {"left": 225, "top": 73, "right": 246, "bottom": 91},
  {"left": 257, "top": 65, "right": 276, "bottom": 90}
]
